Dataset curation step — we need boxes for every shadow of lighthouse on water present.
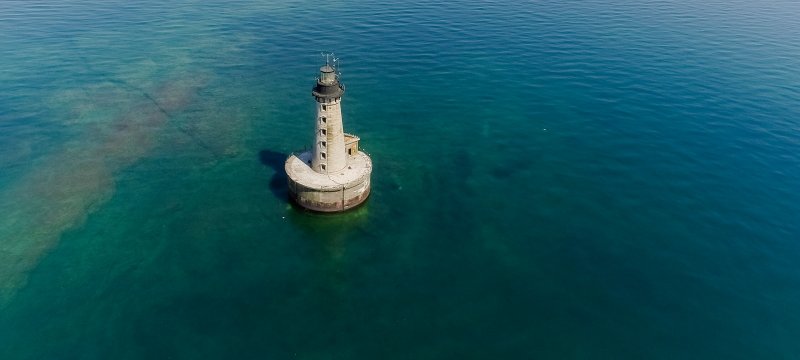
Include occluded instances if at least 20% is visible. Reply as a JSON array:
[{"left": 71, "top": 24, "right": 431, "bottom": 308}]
[{"left": 258, "top": 149, "right": 289, "bottom": 200}]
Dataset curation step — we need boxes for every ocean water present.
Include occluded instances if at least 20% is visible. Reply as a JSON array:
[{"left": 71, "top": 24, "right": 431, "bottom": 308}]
[{"left": 1, "top": 0, "right": 800, "bottom": 358}]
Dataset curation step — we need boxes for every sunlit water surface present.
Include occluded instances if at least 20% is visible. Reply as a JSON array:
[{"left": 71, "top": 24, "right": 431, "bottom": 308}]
[{"left": 1, "top": 0, "right": 800, "bottom": 358}]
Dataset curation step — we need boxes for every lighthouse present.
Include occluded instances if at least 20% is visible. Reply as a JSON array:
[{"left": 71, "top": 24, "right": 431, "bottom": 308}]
[
  {"left": 284, "top": 62, "right": 372, "bottom": 212},
  {"left": 311, "top": 64, "right": 347, "bottom": 173}
]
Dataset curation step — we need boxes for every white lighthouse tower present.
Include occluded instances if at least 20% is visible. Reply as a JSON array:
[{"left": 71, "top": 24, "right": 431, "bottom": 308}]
[
  {"left": 285, "top": 61, "right": 372, "bottom": 212},
  {"left": 311, "top": 64, "right": 347, "bottom": 174}
]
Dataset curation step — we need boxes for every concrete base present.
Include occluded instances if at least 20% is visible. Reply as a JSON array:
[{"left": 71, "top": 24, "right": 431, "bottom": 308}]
[{"left": 285, "top": 150, "right": 372, "bottom": 212}]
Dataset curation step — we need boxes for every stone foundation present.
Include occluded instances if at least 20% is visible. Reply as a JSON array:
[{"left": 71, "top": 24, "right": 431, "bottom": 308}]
[{"left": 285, "top": 150, "right": 372, "bottom": 212}]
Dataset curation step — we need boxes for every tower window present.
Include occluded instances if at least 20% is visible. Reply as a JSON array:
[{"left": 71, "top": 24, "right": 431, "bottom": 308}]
[
  {"left": 322, "top": 105, "right": 327, "bottom": 111},
  {"left": 321, "top": 164, "right": 326, "bottom": 171},
  {"left": 321, "top": 152, "right": 326, "bottom": 159},
  {"left": 321, "top": 129, "right": 326, "bottom": 135},
  {"left": 320, "top": 117, "right": 326, "bottom": 124},
  {"left": 321, "top": 141, "right": 326, "bottom": 147}
]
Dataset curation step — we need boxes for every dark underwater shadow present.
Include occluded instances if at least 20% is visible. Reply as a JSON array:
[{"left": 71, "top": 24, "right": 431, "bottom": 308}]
[{"left": 258, "top": 149, "right": 289, "bottom": 201}]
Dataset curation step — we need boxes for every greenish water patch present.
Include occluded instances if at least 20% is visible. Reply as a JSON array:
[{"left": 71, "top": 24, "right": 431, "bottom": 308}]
[
  {"left": 2, "top": 0, "right": 800, "bottom": 358},
  {"left": 0, "top": 70, "right": 211, "bottom": 306}
]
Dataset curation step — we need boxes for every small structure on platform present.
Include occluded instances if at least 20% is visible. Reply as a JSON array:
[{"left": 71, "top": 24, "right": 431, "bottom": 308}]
[{"left": 285, "top": 62, "right": 372, "bottom": 212}]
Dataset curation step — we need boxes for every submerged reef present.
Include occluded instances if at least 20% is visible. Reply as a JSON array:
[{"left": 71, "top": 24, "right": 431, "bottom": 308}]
[{"left": 0, "top": 73, "right": 212, "bottom": 306}]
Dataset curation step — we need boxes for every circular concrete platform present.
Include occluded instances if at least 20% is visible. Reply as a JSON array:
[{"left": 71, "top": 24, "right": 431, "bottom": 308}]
[{"left": 285, "top": 150, "right": 372, "bottom": 212}]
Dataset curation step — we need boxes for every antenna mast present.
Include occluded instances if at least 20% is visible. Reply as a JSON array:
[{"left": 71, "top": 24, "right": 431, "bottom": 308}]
[{"left": 319, "top": 51, "right": 341, "bottom": 80}]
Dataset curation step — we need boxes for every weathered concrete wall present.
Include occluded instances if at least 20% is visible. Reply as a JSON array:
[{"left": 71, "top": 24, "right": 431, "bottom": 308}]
[
  {"left": 287, "top": 176, "right": 370, "bottom": 212},
  {"left": 343, "top": 177, "right": 370, "bottom": 210},
  {"left": 344, "top": 134, "right": 359, "bottom": 156},
  {"left": 311, "top": 97, "right": 346, "bottom": 173},
  {"left": 288, "top": 178, "right": 343, "bottom": 211}
]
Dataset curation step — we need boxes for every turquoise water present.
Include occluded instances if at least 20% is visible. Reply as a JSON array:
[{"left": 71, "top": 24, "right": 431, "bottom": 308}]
[{"left": 2, "top": 0, "right": 800, "bottom": 358}]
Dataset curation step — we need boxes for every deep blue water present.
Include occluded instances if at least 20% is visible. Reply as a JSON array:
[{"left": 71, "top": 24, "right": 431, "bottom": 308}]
[{"left": 1, "top": 0, "right": 800, "bottom": 358}]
